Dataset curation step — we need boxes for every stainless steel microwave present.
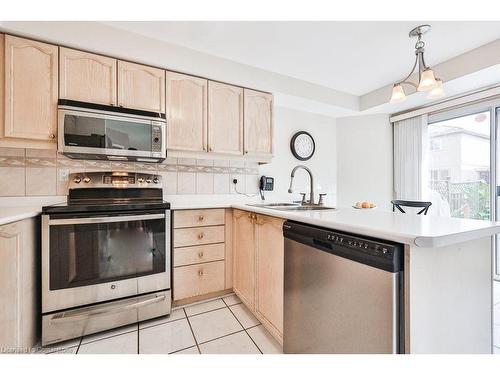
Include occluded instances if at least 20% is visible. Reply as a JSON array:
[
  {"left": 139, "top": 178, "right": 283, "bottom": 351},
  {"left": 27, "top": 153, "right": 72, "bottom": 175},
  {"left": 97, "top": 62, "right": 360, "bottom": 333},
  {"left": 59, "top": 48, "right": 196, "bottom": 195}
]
[{"left": 58, "top": 100, "right": 166, "bottom": 163}]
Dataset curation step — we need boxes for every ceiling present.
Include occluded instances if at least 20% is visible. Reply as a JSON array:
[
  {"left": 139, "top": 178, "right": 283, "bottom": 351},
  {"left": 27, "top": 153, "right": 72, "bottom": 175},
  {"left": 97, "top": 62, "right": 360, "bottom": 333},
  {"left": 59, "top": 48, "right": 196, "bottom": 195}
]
[{"left": 105, "top": 21, "right": 500, "bottom": 96}]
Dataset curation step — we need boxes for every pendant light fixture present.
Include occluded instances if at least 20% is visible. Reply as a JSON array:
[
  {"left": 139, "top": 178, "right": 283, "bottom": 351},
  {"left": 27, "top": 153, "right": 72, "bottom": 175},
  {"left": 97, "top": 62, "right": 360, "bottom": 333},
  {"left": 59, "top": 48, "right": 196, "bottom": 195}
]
[{"left": 389, "top": 24, "right": 445, "bottom": 104}]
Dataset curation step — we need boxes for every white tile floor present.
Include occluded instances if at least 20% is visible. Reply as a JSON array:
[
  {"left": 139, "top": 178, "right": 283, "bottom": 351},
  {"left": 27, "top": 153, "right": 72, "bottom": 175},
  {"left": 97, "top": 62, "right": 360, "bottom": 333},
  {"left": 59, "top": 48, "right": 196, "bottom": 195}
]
[{"left": 38, "top": 293, "right": 283, "bottom": 355}]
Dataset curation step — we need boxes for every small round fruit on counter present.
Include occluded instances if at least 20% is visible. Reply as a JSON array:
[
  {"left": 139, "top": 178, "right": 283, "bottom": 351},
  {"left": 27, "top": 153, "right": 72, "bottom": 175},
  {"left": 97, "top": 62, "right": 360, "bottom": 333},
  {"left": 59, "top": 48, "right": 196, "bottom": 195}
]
[{"left": 354, "top": 201, "right": 376, "bottom": 209}]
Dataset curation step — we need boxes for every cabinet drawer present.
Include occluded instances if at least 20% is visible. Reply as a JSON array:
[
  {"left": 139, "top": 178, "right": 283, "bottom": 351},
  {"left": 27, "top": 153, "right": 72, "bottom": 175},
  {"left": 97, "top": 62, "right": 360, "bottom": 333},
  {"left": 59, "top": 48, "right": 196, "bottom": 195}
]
[
  {"left": 174, "top": 209, "right": 225, "bottom": 228},
  {"left": 173, "top": 225, "right": 224, "bottom": 247},
  {"left": 173, "top": 261, "right": 225, "bottom": 301},
  {"left": 174, "top": 243, "right": 225, "bottom": 267}
]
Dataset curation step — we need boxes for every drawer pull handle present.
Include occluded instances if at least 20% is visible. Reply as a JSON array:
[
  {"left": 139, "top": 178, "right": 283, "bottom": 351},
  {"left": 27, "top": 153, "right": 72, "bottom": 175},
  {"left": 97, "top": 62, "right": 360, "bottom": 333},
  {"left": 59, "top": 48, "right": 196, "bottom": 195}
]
[
  {"left": 198, "top": 215, "right": 204, "bottom": 221},
  {"left": 198, "top": 252, "right": 204, "bottom": 258},
  {"left": 198, "top": 233, "right": 204, "bottom": 239},
  {"left": 198, "top": 270, "right": 204, "bottom": 276}
]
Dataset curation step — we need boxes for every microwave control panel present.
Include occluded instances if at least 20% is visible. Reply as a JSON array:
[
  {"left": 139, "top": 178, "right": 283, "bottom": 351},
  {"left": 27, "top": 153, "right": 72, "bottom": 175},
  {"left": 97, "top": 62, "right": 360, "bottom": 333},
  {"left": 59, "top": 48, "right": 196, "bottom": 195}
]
[{"left": 151, "top": 123, "right": 163, "bottom": 153}]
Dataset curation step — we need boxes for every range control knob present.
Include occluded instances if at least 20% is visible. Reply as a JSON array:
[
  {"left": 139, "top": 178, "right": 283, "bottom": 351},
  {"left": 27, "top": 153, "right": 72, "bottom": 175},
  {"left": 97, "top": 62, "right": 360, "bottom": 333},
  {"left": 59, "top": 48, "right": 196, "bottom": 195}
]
[
  {"left": 153, "top": 178, "right": 159, "bottom": 184},
  {"left": 382, "top": 247, "right": 388, "bottom": 254},
  {"left": 146, "top": 179, "right": 152, "bottom": 184},
  {"left": 73, "top": 176, "right": 82, "bottom": 183},
  {"left": 137, "top": 178, "right": 145, "bottom": 183},
  {"left": 83, "top": 177, "right": 91, "bottom": 183}
]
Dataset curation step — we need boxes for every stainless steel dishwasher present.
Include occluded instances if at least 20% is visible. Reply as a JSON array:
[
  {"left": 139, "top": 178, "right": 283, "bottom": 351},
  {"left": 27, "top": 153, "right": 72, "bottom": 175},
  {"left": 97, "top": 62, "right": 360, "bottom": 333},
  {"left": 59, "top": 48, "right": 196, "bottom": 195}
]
[{"left": 283, "top": 221, "right": 404, "bottom": 354}]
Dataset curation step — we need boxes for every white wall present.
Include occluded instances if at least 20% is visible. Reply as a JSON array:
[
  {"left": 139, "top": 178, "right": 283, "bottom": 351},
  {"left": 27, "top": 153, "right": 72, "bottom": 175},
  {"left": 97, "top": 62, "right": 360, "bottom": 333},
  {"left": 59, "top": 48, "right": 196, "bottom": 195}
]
[
  {"left": 336, "top": 114, "right": 393, "bottom": 211},
  {"left": 260, "top": 107, "right": 337, "bottom": 206}
]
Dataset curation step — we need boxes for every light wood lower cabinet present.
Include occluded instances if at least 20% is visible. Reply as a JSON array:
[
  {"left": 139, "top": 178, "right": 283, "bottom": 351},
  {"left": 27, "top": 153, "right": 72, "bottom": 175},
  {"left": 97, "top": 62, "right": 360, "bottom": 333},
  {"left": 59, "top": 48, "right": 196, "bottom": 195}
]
[
  {"left": 233, "top": 209, "right": 284, "bottom": 342},
  {"left": 254, "top": 214, "right": 284, "bottom": 341},
  {"left": 0, "top": 218, "right": 38, "bottom": 350},
  {"left": 2, "top": 35, "right": 58, "bottom": 142},
  {"left": 172, "top": 209, "right": 232, "bottom": 303},
  {"left": 232, "top": 209, "right": 256, "bottom": 309}
]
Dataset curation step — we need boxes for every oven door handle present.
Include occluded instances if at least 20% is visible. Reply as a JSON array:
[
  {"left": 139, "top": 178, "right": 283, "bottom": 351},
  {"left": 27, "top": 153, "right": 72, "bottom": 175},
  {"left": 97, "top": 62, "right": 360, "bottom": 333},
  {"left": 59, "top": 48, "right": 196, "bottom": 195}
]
[
  {"left": 49, "top": 294, "right": 167, "bottom": 323},
  {"left": 48, "top": 213, "right": 165, "bottom": 225}
]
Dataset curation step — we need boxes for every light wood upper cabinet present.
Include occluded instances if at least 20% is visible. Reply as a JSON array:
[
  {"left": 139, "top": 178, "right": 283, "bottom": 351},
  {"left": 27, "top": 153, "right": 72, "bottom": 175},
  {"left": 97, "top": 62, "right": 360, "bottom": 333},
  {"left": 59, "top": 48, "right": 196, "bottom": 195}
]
[
  {"left": 3, "top": 35, "right": 58, "bottom": 141},
  {"left": 166, "top": 71, "right": 207, "bottom": 151},
  {"left": 255, "top": 215, "right": 284, "bottom": 339},
  {"left": 244, "top": 89, "right": 273, "bottom": 157},
  {"left": 0, "top": 219, "right": 38, "bottom": 349},
  {"left": 233, "top": 209, "right": 256, "bottom": 309},
  {"left": 118, "top": 61, "right": 165, "bottom": 113},
  {"left": 59, "top": 47, "right": 117, "bottom": 105},
  {"left": 208, "top": 81, "right": 243, "bottom": 155}
]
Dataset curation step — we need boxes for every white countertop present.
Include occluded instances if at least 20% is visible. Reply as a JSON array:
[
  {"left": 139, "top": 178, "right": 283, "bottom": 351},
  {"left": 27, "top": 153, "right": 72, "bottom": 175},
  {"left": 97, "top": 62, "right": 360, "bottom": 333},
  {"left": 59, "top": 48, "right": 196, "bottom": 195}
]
[
  {"left": 231, "top": 204, "right": 500, "bottom": 248},
  {"left": 2, "top": 196, "right": 500, "bottom": 248},
  {"left": 0, "top": 196, "right": 66, "bottom": 226}
]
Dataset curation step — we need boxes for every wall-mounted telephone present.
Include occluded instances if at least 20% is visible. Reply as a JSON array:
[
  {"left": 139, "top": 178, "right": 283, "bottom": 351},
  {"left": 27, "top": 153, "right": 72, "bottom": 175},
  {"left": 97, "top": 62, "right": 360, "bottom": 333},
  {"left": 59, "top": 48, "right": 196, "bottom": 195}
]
[
  {"left": 260, "top": 176, "right": 274, "bottom": 191},
  {"left": 259, "top": 176, "right": 274, "bottom": 200}
]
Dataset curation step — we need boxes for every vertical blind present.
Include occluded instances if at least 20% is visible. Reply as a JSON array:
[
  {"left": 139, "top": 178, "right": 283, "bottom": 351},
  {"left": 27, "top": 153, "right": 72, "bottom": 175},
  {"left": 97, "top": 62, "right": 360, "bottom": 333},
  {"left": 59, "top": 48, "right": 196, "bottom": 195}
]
[{"left": 393, "top": 114, "right": 428, "bottom": 201}]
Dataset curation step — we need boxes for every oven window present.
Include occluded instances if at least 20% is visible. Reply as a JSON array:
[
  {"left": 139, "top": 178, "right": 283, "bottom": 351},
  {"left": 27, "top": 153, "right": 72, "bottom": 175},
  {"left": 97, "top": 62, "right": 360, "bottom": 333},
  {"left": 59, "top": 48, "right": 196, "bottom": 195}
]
[
  {"left": 63, "top": 114, "right": 152, "bottom": 152},
  {"left": 49, "top": 217, "right": 165, "bottom": 290}
]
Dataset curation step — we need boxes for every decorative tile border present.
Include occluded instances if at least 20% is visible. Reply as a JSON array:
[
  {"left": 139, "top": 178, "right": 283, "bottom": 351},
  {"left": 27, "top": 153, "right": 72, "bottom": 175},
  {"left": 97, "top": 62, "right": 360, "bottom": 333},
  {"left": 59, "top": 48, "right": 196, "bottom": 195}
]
[{"left": 0, "top": 149, "right": 261, "bottom": 197}]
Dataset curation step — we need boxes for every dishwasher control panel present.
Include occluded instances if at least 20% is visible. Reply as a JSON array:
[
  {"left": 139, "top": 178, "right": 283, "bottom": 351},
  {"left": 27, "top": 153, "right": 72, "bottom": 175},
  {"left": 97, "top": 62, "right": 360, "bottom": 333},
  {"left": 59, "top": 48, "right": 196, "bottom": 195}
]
[{"left": 326, "top": 233, "right": 394, "bottom": 259}]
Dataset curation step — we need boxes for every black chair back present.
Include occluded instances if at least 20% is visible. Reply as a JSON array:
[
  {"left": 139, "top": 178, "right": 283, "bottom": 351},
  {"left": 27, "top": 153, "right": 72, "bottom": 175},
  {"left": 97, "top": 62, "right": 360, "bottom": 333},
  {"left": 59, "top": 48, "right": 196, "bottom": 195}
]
[{"left": 391, "top": 200, "right": 432, "bottom": 215}]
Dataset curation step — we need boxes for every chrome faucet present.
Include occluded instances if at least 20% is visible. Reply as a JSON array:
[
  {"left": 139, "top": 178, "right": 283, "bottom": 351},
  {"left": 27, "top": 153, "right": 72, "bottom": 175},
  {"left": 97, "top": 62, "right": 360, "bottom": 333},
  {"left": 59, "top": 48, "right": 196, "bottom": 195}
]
[{"left": 288, "top": 165, "right": 315, "bottom": 205}]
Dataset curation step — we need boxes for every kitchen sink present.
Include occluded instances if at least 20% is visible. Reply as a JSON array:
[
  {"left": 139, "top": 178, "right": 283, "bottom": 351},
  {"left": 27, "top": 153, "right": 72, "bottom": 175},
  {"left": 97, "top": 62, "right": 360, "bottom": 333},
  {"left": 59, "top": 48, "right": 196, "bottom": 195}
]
[
  {"left": 246, "top": 203, "right": 336, "bottom": 211},
  {"left": 277, "top": 205, "right": 336, "bottom": 211},
  {"left": 247, "top": 202, "right": 300, "bottom": 207}
]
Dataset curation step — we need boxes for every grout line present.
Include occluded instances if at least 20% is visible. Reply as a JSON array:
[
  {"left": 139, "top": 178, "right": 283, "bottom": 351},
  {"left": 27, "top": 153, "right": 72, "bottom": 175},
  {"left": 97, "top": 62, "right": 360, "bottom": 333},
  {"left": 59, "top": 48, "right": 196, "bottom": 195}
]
[
  {"left": 139, "top": 315, "right": 187, "bottom": 331},
  {"left": 222, "top": 297, "right": 262, "bottom": 354},
  {"left": 186, "top": 305, "right": 228, "bottom": 318},
  {"left": 245, "top": 323, "right": 262, "bottom": 330},
  {"left": 196, "top": 329, "right": 245, "bottom": 346},
  {"left": 137, "top": 323, "right": 139, "bottom": 355},
  {"left": 169, "top": 345, "right": 199, "bottom": 355},
  {"left": 184, "top": 307, "right": 201, "bottom": 354}
]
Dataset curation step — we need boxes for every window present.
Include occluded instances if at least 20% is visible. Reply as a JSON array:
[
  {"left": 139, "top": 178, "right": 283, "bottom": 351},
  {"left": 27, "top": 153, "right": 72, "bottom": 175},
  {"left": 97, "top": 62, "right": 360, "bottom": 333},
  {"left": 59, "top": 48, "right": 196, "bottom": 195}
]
[{"left": 427, "top": 110, "right": 490, "bottom": 220}]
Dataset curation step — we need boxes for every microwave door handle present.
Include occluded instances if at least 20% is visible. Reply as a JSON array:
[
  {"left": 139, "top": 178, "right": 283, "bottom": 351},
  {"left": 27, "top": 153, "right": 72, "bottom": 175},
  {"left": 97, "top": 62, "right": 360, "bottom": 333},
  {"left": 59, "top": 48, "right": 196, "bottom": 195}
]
[
  {"left": 48, "top": 213, "right": 165, "bottom": 225},
  {"left": 49, "top": 294, "right": 166, "bottom": 324}
]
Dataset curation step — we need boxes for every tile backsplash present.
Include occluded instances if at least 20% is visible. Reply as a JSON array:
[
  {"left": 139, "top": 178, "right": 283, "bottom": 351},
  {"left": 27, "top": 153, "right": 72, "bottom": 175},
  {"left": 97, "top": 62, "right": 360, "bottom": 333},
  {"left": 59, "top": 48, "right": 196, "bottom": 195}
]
[{"left": 0, "top": 147, "right": 260, "bottom": 197}]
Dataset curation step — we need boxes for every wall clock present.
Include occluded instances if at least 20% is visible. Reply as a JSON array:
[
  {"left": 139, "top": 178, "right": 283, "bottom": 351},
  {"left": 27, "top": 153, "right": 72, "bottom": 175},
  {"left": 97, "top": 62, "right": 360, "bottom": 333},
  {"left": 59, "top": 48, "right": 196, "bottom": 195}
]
[{"left": 290, "top": 131, "right": 315, "bottom": 161}]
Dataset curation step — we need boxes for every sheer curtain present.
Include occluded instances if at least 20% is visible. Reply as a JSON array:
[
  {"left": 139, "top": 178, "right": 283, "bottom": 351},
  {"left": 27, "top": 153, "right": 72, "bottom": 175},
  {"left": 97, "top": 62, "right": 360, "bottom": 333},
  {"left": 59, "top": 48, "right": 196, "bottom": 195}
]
[{"left": 393, "top": 114, "right": 428, "bottom": 201}]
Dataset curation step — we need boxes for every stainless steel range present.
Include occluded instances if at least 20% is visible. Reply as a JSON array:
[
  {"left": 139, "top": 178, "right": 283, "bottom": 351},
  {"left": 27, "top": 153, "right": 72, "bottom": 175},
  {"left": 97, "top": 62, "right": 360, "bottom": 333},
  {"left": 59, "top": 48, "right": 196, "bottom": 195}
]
[{"left": 41, "top": 171, "right": 171, "bottom": 346}]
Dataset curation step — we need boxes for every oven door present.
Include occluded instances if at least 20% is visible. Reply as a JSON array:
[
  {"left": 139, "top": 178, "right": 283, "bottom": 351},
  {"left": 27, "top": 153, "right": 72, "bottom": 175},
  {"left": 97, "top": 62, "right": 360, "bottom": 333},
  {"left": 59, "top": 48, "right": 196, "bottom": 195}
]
[{"left": 42, "top": 210, "right": 170, "bottom": 313}]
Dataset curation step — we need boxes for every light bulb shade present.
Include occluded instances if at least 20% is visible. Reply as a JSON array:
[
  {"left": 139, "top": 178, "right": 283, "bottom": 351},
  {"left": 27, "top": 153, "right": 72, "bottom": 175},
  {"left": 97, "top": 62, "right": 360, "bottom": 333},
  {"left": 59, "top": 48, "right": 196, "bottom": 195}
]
[
  {"left": 390, "top": 84, "right": 406, "bottom": 104},
  {"left": 426, "top": 78, "right": 445, "bottom": 100},
  {"left": 417, "top": 69, "right": 438, "bottom": 91}
]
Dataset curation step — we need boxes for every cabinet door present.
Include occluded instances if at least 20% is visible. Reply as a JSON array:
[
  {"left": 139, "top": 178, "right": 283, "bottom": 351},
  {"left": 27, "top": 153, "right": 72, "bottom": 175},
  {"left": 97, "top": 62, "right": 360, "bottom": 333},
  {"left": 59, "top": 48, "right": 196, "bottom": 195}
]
[
  {"left": 118, "top": 61, "right": 165, "bottom": 113},
  {"left": 59, "top": 47, "right": 117, "bottom": 105},
  {"left": 4, "top": 36, "right": 58, "bottom": 141},
  {"left": 255, "top": 214, "right": 284, "bottom": 339},
  {"left": 232, "top": 210, "right": 256, "bottom": 309},
  {"left": 208, "top": 81, "right": 243, "bottom": 155},
  {"left": 0, "top": 219, "right": 38, "bottom": 350},
  {"left": 0, "top": 222, "right": 20, "bottom": 348},
  {"left": 244, "top": 89, "right": 273, "bottom": 157},
  {"left": 166, "top": 71, "right": 207, "bottom": 152}
]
